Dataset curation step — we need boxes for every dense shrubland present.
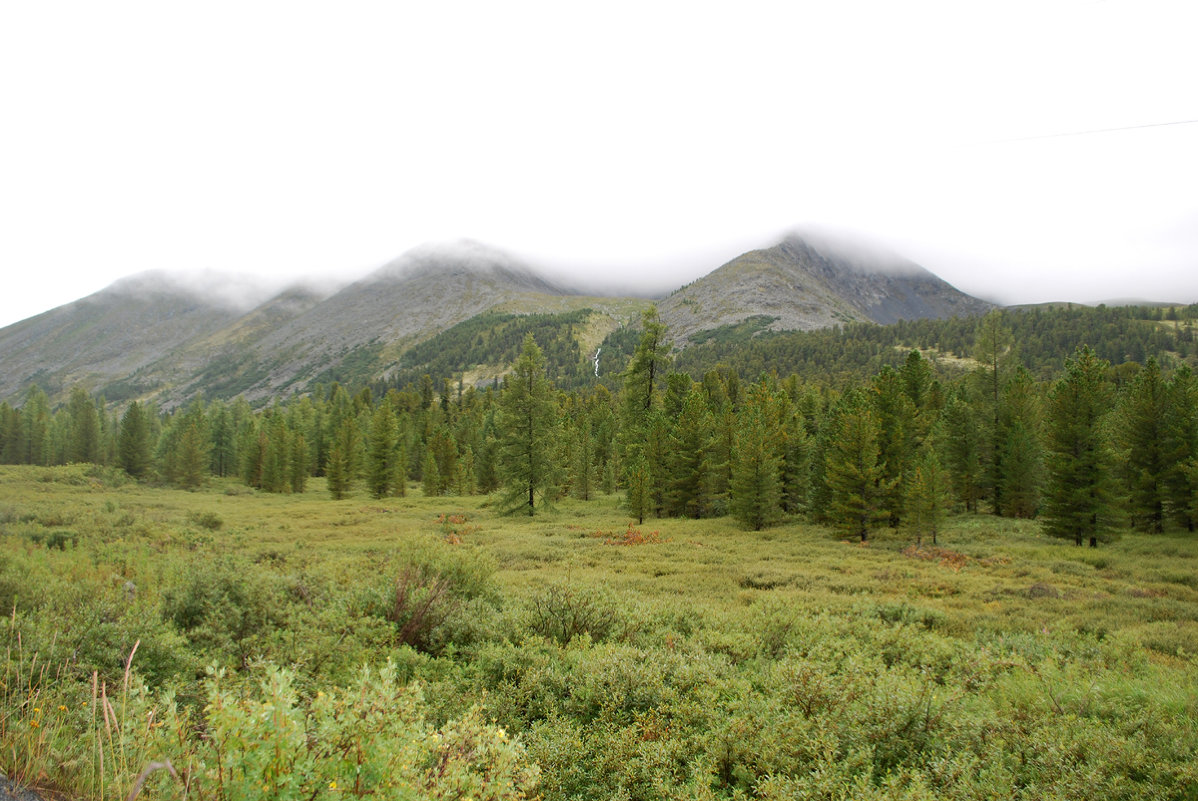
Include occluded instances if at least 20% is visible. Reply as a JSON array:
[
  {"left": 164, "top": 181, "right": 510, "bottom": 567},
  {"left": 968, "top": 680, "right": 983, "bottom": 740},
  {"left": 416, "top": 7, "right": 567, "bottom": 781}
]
[{"left": 1, "top": 470, "right": 1196, "bottom": 799}]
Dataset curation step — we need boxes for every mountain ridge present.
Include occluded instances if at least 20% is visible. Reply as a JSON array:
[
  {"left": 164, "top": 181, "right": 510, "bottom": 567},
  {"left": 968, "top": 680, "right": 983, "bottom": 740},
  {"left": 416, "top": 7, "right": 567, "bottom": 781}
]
[{"left": 0, "top": 234, "right": 993, "bottom": 407}]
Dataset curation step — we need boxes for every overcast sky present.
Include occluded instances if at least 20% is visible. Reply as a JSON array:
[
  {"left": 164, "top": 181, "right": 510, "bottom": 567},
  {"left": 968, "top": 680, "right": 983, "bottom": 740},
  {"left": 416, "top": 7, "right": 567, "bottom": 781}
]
[{"left": 1, "top": 0, "right": 1195, "bottom": 328}]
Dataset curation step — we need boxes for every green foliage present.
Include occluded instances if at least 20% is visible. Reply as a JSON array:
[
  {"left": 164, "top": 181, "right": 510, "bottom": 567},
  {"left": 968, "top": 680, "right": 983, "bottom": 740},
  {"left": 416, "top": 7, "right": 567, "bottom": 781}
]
[
  {"left": 1117, "top": 357, "right": 1171, "bottom": 532},
  {"left": 118, "top": 400, "right": 151, "bottom": 478},
  {"left": 823, "top": 390, "right": 892, "bottom": 540},
  {"left": 384, "top": 309, "right": 592, "bottom": 392},
  {"left": 496, "top": 334, "right": 559, "bottom": 515},
  {"left": 526, "top": 583, "right": 619, "bottom": 645},
  {"left": 729, "top": 382, "right": 784, "bottom": 530},
  {"left": 367, "top": 401, "right": 402, "bottom": 499},
  {"left": 1042, "top": 346, "right": 1119, "bottom": 546},
  {"left": 200, "top": 663, "right": 538, "bottom": 800},
  {"left": 2, "top": 468, "right": 1198, "bottom": 801},
  {"left": 362, "top": 542, "right": 497, "bottom": 655},
  {"left": 674, "top": 302, "right": 1198, "bottom": 385},
  {"left": 161, "top": 556, "right": 287, "bottom": 669},
  {"left": 904, "top": 444, "right": 951, "bottom": 546}
]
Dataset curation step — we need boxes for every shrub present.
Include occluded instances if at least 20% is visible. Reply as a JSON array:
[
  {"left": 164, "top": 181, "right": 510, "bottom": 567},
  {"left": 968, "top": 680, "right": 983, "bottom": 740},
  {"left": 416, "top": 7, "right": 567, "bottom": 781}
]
[
  {"left": 187, "top": 510, "right": 224, "bottom": 531},
  {"left": 198, "top": 662, "right": 539, "bottom": 800},
  {"left": 161, "top": 557, "right": 287, "bottom": 669},
  {"left": 364, "top": 543, "right": 497, "bottom": 655},
  {"left": 526, "top": 583, "right": 618, "bottom": 645}
]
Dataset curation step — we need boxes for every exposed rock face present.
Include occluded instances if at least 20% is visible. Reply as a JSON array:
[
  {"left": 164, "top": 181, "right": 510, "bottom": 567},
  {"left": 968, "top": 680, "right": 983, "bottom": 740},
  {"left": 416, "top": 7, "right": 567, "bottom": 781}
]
[{"left": 659, "top": 234, "right": 992, "bottom": 345}]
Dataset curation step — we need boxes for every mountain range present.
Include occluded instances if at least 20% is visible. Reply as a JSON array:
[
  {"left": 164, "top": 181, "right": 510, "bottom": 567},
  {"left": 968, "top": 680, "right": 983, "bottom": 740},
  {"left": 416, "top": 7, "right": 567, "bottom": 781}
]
[{"left": 0, "top": 233, "right": 991, "bottom": 408}]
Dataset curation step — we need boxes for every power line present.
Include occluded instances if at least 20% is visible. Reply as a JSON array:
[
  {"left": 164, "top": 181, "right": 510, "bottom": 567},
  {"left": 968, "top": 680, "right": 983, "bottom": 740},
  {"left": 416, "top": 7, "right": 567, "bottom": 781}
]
[{"left": 988, "top": 117, "right": 1198, "bottom": 144}]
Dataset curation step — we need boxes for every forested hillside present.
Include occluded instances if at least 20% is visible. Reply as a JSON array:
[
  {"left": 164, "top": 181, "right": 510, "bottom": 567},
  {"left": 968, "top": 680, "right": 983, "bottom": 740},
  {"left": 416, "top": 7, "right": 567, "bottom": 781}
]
[{"left": 673, "top": 302, "right": 1198, "bottom": 385}]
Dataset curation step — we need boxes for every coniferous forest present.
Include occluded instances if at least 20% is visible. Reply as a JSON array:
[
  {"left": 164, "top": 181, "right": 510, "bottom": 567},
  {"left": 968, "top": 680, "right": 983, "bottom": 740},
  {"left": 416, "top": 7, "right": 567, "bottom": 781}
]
[{"left": 2, "top": 304, "right": 1198, "bottom": 799}]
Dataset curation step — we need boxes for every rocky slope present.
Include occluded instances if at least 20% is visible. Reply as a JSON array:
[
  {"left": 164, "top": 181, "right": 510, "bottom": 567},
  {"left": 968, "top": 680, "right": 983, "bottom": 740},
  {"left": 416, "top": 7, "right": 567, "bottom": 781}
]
[
  {"left": 659, "top": 234, "right": 992, "bottom": 344},
  {"left": 0, "top": 236, "right": 993, "bottom": 407}
]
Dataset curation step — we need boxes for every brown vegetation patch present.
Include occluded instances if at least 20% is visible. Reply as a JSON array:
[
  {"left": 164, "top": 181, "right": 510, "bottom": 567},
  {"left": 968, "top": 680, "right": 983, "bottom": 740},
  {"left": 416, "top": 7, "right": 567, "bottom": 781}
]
[
  {"left": 591, "top": 524, "right": 667, "bottom": 546},
  {"left": 902, "top": 545, "right": 970, "bottom": 572}
]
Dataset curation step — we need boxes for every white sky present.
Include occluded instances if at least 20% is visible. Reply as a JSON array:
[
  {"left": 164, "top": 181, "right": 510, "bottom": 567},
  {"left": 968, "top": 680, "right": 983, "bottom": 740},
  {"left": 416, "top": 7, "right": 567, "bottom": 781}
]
[{"left": 1, "top": 0, "right": 1196, "bottom": 327}]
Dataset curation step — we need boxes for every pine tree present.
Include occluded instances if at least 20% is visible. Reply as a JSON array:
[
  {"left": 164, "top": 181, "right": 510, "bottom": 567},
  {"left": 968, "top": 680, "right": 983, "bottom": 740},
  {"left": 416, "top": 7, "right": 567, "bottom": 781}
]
[
  {"left": 972, "top": 311, "right": 1016, "bottom": 513},
  {"left": 325, "top": 418, "right": 359, "bottom": 499},
  {"left": 779, "top": 398, "right": 812, "bottom": 516},
  {"left": 496, "top": 334, "right": 558, "bottom": 515},
  {"left": 171, "top": 403, "right": 211, "bottom": 490},
  {"left": 1117, "top": 358, "right": 1170, "bottom": 533},
  {"left": 941, "top": 394, "right": 983, "bottom": 513},
  {"left": 209, "top": 402, "right": 236, "bottom": 478},
  {"left": 367, "top": 402, "right": 402, "bottom": 499},
  {"left": 67, "top": 386, "right": 100, "bottom": 464},
  {"left": 1042, "top": 345, "right": 1117, "bottom": 546},
  {"left": 422, "top": 446, "right": 441, "bottom": 498},
  {"left": 729, "top": 383, "right": 783, "bottom": 531},
  {"left": 622, "top": 455, "right": 650, "bottom": 524},
  {"left": 870, "top": 367, "right": 916, "bottom": 526},
  {"left": 326, "top": 443, "right": 350, "bottom": 499},
  {"left": 823, "top": 390, "right": 891, "bottom": 541},
  {"left": 570, "top": 408, "right": 597, "bottom": 501},
  {"left": 0, "top": 403, "right": 20, "bottom": 464},
  {"left": 240, "top": 422, "right": 267, "bottom": 488},
  {"left": 260, "top": 413, "right": 291, "bottom": 493},
  {"left": 665, "top": 387, "right": 713, "bottom": 517},
  {"left": 1162, "top": 366, "right": 1198, "bottom": 530},
  {"left": 620, "top": 306, "right": 669, "bottom": 471},
  {"left": 997, "top": 368, "right": 1043, "bottom": 518},
  {"left": 117, "top": 401, "right": 151, "bottom": 478},
  {"left": 289, "top": 430, "right": 308, "bottom": 493},
  {"left": 904, "top": 441, "right": 951, "bottom": 546},
  {"left": 21, "top": 387, "right": 51, "bottom": 466}
]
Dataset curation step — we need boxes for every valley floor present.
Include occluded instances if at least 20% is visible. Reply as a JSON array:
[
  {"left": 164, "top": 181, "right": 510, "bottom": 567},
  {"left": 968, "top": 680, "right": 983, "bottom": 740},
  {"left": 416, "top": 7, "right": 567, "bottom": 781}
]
[{"left": 1, "top": 465, "right": 1196, "bottom": 800}]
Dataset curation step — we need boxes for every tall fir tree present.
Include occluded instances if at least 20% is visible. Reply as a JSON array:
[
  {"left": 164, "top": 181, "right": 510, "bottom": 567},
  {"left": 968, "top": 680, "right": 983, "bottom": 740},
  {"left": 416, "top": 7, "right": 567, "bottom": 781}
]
[
  {"left": 665, "top": 387, "right": 714, "bottom": 518},
  {"left": 21, "top": 387, "right": 52, "bottom": 466},
  {"left": 165, "top": 402, "right": 211, "bottom": 490},
  {"left": 997, "top": 367, "right": 1044, "bottom": 518},
  {"left": 729, "top": 383, "right": 783, "bottom": 531},
  {"left": 325, "top": 417, "right": 359, "bottom": 499},
  {"left": 1117, "top": 357, "right": 1170, "bottom": 533},
  {"left": 624, "top": 455, "right": 652, "bottom": 524},
  {"left": 117, "top": 401, "right": 151, "bottom": 479},
  {"left": 823, "top": 390, "right": 891, "bottom": 541},
  {"left": 904, "top": 440, "right": 951, "bottom": 546},
  {"left": 972, "top": 311, "right": 1016, "bottom": 514},
  {"left": 67, "top": 386, "right": 100, "bottom": 464},
  {"left": 870, "top": 367, "right": 916, "bottom": 526},
  {"left": 496, "top": 334, "right": 559, "bottom": 515},
  {"left": 570, "top": 407, "right": 598, "bottom": 501},
  {"left": 779, "top": 398, "right": 812, "bottom": 516},
  {"left": 1042, "top": 345, "right": 1117, "bottom": 546},
  {"left": 1162, "top": 366, "right": 1198, "bottom": 530},
  {"left": 941, "top": 394, "right": 984, "bottom": 513},
  {"left": 620, "top": 306, "right": 669, "bottom": 480},
  {"left": 367, "top": 402, "right": 402, "bottom": 499}
]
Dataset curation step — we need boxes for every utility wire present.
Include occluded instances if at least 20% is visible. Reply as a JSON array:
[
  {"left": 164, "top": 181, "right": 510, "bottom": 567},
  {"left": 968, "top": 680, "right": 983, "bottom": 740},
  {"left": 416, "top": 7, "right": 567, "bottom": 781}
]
[{"left": 988, "top": 117, "right": 1198, "bottom": 144}]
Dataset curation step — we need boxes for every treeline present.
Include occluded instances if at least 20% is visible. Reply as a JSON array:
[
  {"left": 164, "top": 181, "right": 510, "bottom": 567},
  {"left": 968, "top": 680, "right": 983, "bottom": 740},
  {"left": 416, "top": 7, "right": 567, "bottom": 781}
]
[
  {"left": 674, "top": 303, "right": 1198, "bottom": 385},
  {"left": 3, "top": 308, "right": 1197, "bottom": 545}
]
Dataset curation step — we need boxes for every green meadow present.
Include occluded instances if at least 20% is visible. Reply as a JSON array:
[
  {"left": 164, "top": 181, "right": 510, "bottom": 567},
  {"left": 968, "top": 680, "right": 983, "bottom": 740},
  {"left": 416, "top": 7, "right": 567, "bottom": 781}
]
[{"left": 2, "top": 464, "right": 1196, "bottom": 800}]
